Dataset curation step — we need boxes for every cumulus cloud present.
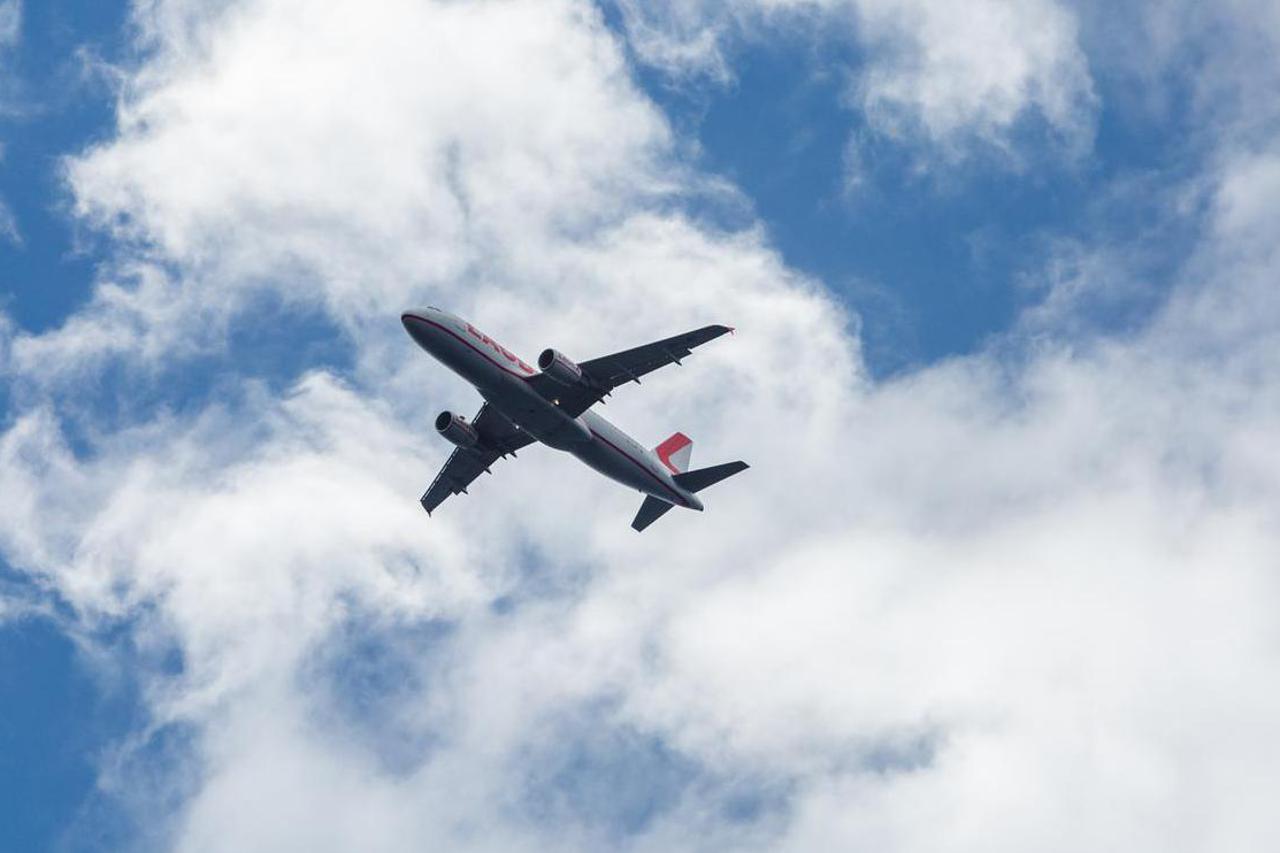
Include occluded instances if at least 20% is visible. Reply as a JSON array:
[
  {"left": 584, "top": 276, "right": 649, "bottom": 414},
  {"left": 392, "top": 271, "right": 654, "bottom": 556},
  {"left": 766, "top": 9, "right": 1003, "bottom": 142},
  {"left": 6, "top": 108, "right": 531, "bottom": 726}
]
[
  {"left": 67, "top": 0, "right": 673, "bottom": 317},
  {"left": 2, "top": 0, "right": 1280, "bottom": 850}
]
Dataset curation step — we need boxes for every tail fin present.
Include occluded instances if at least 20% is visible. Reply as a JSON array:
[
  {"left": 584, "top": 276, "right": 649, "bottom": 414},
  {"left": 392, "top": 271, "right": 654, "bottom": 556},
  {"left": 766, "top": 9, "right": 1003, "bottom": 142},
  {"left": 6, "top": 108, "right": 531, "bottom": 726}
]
[
  {"left": 654, "top": 432, "right": 693, "bottom": 473},
  {"left": 673, "top": 461, "right": 749, "bottom": 493},
  {"left": 632, "top": 496, "right": 675, "bottom": 531}
]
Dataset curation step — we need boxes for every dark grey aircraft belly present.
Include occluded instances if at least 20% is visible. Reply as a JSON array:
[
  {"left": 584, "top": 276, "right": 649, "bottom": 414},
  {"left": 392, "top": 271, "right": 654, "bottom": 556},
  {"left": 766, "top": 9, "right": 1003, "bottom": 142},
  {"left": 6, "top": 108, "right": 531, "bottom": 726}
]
[
  {"left": 404, "top": 307, "right": 700, "bottom": 510},
  {"left": 570, "top": 411, "right": 693, "bottom": 507}
]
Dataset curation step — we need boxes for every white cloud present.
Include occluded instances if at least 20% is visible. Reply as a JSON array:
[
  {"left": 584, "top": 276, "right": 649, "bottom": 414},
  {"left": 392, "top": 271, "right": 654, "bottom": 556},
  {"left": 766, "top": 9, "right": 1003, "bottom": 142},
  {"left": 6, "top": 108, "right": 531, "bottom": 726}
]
[
  {"left": 2, "top": 0, "right": 1280, "bottom": 850},
  {"left": 0, "top": 0, "right": 19, "bottom": 50},
  {"left": 616, "top": 0, "right": 1098, "bottom": 162},
  {"left": 849, "top": 0, "right": 1097, "bottom": 156},
  {"left": 0, "top": 2, "right": 22, "bottom": 242},
  {"left": 1078, "top": 0, "right": 1280, "bottom": 126},
  {"left": 0, "top": 193, "right": 17, "bottom": 246},
  {"left": 66, "top": 0, "right": 673, "bottom": 320}
]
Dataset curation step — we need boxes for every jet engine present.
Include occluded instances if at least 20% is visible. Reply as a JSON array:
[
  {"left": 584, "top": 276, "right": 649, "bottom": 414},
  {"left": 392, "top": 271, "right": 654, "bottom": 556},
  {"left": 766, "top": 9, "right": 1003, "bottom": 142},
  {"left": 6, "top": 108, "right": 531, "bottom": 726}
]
[
  {"left": 435, "top": 411, "right": 480, "bottom": 449},
  {"left": 538, "top": 348, "right": 583, "bottom": 386}
]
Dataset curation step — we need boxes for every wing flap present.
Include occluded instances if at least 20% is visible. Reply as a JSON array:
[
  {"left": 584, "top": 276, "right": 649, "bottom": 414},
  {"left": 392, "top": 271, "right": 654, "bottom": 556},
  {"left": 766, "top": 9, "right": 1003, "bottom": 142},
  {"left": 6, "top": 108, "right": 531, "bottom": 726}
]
[
  {"left": 419, "top": 403, "right": 535, "bottom": 515},
  {"left": 578, "top": 325, "right": 733, "bottom": 390},
  {"left": 535, "top": 325, "right": 734, "bottom": 417},
  {"left": 420, "top": 447, "right": 496, "bottom": 514}
]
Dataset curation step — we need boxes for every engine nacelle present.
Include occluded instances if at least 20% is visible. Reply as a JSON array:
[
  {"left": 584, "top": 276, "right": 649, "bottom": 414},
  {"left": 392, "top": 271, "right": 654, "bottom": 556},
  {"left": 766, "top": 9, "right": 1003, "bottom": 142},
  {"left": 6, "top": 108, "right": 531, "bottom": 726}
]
[
  {"left": 538, "top": 348, "right": 583, "bottom": 386},
  {"left": 435, "top": 410, "right": 480, "bottom": 449}
]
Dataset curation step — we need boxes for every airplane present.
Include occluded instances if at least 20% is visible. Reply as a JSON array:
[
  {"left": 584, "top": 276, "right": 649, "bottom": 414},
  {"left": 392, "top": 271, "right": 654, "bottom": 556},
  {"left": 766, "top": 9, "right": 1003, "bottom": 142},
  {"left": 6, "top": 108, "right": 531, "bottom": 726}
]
[{"left": 401, "top": 306, "right": 748, "bottom": 531}]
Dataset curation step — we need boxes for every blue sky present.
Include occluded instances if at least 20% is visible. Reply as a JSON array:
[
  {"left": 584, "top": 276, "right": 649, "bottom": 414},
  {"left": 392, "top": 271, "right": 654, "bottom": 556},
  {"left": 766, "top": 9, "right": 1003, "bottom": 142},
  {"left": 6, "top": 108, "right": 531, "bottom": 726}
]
[
  {"left": 0, "top": 0, "right": 124, "bottom": 328},
  {"left": 2, "top": 4, "right": 128, "bottom": 847},
  {"left": 2, "top": 1, "right": 1280, "bottom": 850}
]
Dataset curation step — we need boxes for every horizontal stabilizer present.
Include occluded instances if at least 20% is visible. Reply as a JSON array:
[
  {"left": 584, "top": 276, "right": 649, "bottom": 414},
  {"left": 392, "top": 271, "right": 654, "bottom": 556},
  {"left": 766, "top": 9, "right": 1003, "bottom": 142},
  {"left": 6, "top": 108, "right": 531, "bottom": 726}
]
[
  {"left": 672, "top": 461, "right": 749, "bottom": 493},
  {"left": 632, "top": 495, "right": 675, "bottom": 532}
]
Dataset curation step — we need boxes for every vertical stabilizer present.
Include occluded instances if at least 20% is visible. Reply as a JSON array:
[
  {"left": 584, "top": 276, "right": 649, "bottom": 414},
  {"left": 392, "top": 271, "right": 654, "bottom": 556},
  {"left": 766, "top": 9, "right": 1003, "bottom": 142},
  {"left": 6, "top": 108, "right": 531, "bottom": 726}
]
[{"left": 654, "top": 432, "right": 693, "bottom": 473}]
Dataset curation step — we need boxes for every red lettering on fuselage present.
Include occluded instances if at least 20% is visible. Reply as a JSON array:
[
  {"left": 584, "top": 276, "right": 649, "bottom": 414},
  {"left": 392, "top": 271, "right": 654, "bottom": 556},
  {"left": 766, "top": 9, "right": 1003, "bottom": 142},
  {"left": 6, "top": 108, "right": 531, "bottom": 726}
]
[{"left": 465, "top": 323, "right": 536, "bottom": 374}]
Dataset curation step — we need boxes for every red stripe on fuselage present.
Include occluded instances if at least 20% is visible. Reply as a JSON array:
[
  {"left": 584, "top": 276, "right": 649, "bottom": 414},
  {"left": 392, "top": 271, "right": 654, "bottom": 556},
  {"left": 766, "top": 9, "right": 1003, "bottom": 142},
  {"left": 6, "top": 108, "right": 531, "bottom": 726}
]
[
  {"left": 589, "top": 429, "right": 686, "bottom": 507},
  {"left": 408, "top": 314, "right": 684, "bottom": 507},
  {"left": 404, "top": 314, "right": 536, "bottom": 380}
]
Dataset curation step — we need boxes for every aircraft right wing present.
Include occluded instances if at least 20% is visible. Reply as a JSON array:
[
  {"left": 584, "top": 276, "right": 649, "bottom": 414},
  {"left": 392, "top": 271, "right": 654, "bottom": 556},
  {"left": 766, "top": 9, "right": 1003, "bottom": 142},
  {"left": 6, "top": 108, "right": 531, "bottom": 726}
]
[
  {"left": 419, "top": 403, "right": 536, "bottom": 515},
  {"left": 531, "top": 324, "right": 735, "bottom": 417}
]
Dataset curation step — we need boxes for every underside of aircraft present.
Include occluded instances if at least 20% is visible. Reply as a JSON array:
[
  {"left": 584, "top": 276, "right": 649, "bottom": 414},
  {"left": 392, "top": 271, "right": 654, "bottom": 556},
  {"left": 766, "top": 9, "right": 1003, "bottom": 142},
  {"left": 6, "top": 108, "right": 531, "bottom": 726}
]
[{"left": 402, "top": 307, "right": 748, "bottom": 531}]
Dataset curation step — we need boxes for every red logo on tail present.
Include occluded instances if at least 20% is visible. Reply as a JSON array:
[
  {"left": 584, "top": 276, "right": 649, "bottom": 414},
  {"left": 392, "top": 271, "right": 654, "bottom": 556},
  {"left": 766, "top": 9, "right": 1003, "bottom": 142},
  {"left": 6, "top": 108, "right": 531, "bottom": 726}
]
[{"left": 655, "top": 432, "right": 693, "bottom": 473}]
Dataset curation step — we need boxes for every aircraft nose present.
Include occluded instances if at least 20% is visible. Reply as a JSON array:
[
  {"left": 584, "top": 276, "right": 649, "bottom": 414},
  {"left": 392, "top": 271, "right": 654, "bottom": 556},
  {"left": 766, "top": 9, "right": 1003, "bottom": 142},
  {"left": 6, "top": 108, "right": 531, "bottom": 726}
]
[
  {"left": 401, "top": 307, "right": 443, "bottom": 336},
  {"left": 401, "top": 308, "right": 441, "bottom": 349},
  {"left": 686, "top": 494, "right": 704, "bottom": 512}
]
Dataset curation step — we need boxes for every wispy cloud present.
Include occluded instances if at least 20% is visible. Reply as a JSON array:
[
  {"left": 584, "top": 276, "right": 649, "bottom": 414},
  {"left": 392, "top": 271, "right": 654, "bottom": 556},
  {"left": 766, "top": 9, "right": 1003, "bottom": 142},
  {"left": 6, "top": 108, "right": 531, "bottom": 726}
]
[
  {"left": 616, "top": 0, "right": 1098, "bottom": 166},
  {"left": 0, "top": 193, "right": 18, "bottom": 247},
  {"left": 0, "top": 0, "right": 19, "bottom": 50},
  {"left": 0, "top": 2, "right": 21, "bottom": 244}
]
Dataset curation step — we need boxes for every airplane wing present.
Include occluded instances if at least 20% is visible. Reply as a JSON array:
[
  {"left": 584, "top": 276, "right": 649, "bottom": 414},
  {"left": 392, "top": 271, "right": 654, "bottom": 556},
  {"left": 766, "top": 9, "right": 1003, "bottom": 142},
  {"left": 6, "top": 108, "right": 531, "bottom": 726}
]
[
  {"left": 533, "top": 324, "right": 734, "bottom": 417},
  {"left": 420, "top": 403, "right": 536, "bottom": 515}
]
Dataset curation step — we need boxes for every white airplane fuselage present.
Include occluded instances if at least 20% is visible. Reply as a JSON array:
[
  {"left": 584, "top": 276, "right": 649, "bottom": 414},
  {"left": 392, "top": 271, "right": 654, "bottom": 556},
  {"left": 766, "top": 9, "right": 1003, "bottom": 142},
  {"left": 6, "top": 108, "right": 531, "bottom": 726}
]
[{"left": 402, "top": 307, "right": 703, "bottom": 510}]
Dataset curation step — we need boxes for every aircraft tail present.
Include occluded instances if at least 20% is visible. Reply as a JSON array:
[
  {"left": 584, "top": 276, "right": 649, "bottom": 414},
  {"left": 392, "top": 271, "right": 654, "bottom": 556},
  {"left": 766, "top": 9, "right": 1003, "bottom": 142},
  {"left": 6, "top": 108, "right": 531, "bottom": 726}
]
[
  {"left": 672, "top": 461, "right": 749, "bottom": 493},
  {"left": 632, "top": 496, "right": 675, "bottom": 531},
  {"left": 632, "top": 436, "right": 747, "bottom": 532},
  {"left": 653, "top": 432, "right": 693, "bottom": 473}
]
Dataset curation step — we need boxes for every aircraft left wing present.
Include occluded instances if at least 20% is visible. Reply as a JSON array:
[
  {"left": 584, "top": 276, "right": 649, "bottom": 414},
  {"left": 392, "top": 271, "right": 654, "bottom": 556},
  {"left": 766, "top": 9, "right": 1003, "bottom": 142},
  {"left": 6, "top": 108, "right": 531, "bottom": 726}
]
[
  {"left": 420, "top": 403, "right": 535, "bottom": 515},
  {"left": 532, "top": 324, "right": 734, "bottom": 417}
]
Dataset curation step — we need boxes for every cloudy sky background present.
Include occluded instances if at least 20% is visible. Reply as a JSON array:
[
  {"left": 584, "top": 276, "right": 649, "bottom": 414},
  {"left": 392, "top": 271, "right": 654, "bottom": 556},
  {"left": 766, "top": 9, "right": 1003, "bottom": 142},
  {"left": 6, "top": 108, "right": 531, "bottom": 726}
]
[{"left": 2, "top": 0, "right": 1279, "bottom": 849}]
